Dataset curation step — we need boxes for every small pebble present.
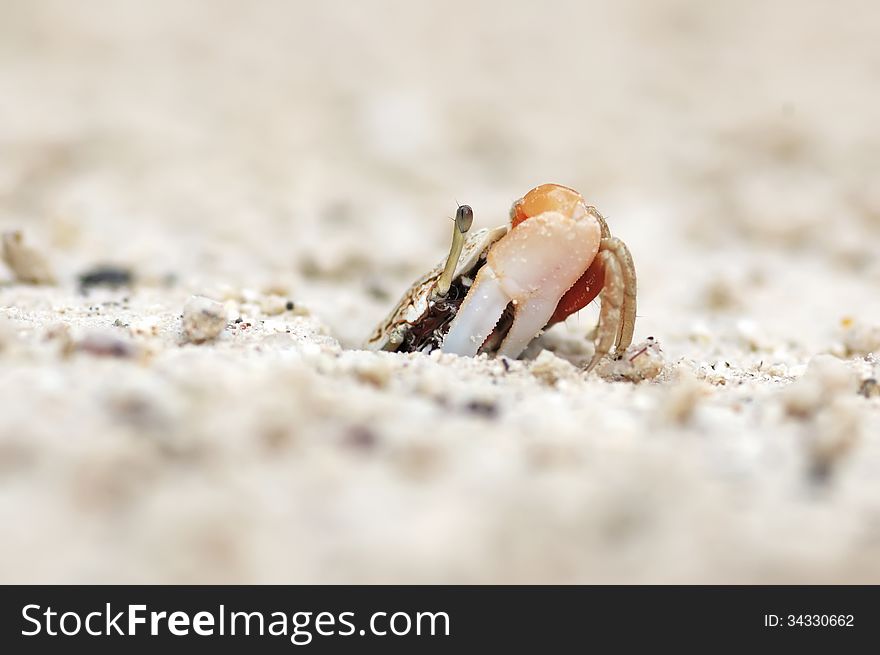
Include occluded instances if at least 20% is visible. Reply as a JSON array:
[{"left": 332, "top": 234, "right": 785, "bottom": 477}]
[
  {"left": 838, "top": 318, "right": 880, "bottom": 357},
  {"left": 182, "top": 296, "right": 228, "bottom": 344},
  {"left": 662, "top": 368, "right": 710, "bottom": 424},
  {"left": 351, "top": 356, "right": 393, "bottom": 388},
  {"left": 259, "top": 294, "right": 290, "bottom": 316},
  {"left": 45, "top": 323, "right": 75, "bottom": 356},
  {"left": 596, "top": 339, "right": 665, "bottom": 382},
  {"left": 530, "top": 349, "right": 578, "bottom": 386},
  {"left": 782, "top": 354, "right": 857, "bottom": 419}
]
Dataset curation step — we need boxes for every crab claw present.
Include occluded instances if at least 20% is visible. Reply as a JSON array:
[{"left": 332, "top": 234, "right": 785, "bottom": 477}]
[{"left": 441, "top": 188, "right": 602, "bottom": 358}]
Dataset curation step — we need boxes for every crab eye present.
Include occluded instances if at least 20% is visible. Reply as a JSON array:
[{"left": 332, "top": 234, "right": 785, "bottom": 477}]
[
  {"left": 455, "top": 205, "right": 474, "bottom": 233},
  {"left": 435, "top": 203, "right": 474, "bottom": 297}
]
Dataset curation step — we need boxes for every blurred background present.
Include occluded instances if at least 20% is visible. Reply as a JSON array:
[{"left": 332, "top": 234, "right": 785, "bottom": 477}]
[
  {"left": 1, "top": 0, "right": 879, "bottom": 583},
  {"left": 3, "top": 0, "right": 879, "bottom": 345}
]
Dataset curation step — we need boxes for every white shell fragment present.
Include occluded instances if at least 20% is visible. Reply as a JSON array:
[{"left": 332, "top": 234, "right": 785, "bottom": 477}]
[
  {"left": 1, "top": 231, "right": 55, "bottom": 285},
  {"left": 182, "top": 295, "right": 228, "bottom": 344}
]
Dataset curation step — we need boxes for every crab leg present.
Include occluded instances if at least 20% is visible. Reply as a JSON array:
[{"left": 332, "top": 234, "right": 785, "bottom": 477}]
[
  {"left": 588, "top": 250, "right": 624, "bottom": 371},
  {"left": 442, "top": 210, "right": 601, "bottom": 358},
  {"left": 609, "top": 238, "right": 638, "bottom": 351},
  {"left": 586, "top": 237, "right": 637, "bottom": 371}
]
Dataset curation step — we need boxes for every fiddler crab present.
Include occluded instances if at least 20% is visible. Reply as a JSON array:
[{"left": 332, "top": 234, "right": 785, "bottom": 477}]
[{"left": 365, "top": 183, "right": 636, "bottom": 371}]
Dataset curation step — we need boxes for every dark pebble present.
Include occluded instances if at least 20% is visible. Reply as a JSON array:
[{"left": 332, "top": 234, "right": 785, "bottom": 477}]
[
  {"left": 344, "top": 426, "right": 378, "bottom": 450},
  {"left": 75, "top": 334, "right": 136, "bottom": 359},
  {"left": 79, "top": 266, "right": 134, "bottom": 293},
  {"left": 859, "top": 378, "right": 878, "bottom": 399},
  {"left": 465, "top": 400, "right": 499, "bottom": 419}
]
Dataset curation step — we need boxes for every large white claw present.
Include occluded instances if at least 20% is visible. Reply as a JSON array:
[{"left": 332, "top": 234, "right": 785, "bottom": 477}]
[
  {"left": 441, "top": 210, "right": 601, "bottom": 358},
  {"left": 439, "top": 266, "right": 509, "bottom": 357}
]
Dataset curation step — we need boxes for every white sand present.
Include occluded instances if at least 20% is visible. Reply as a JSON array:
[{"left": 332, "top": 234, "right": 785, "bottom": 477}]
[{"left": 1, "top": 0, "right": 879, "bottom": 583}]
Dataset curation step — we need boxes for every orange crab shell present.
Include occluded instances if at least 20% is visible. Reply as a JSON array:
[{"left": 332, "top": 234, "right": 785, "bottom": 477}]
[{"left": 510, "top": 184, "right": 606, "bottom": 326}]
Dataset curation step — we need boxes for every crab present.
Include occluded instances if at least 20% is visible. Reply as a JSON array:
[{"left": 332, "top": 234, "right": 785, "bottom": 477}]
[{"left": 365, "top": 183, "right": 636, "bottom": 370}]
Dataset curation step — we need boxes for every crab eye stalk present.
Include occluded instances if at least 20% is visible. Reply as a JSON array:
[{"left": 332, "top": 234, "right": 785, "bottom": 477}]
[
  {"left": 455, "top": 204, "right": 474, "bottom": 233},
  {"left": 435, "top": 204, "right": 474, "bottom": 297}
]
